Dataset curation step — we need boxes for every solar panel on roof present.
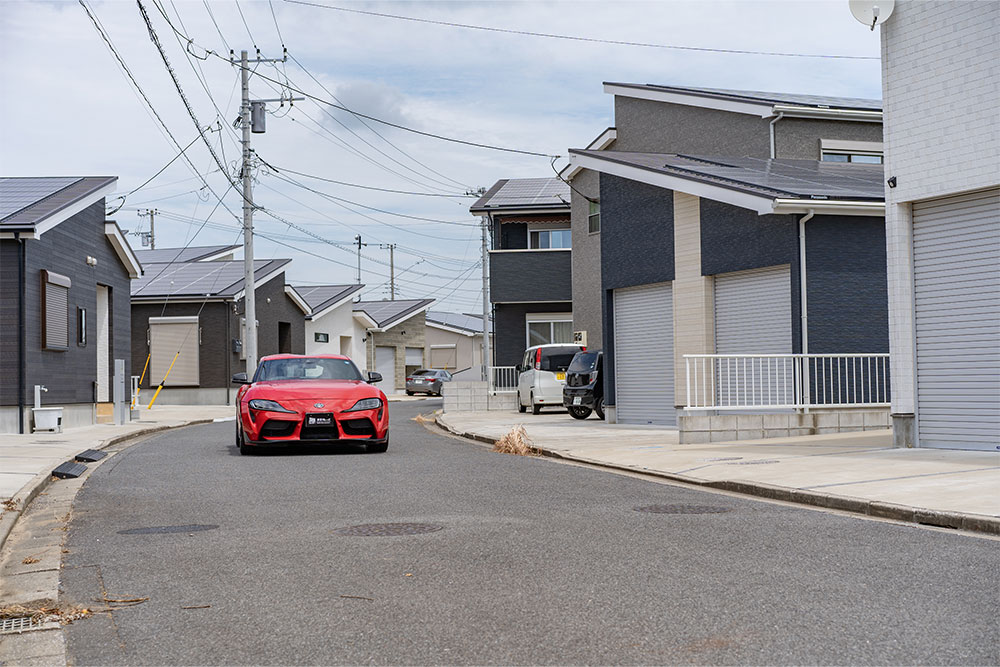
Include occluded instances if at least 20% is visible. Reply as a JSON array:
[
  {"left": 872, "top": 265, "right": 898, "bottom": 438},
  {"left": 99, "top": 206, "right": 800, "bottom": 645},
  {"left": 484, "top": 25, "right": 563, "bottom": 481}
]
[
  {"left": 483, "top": 178, "right": 570, "bottom": 208},
  {"left": 0, "top": 177, "right": 81, "bottom": 221}
]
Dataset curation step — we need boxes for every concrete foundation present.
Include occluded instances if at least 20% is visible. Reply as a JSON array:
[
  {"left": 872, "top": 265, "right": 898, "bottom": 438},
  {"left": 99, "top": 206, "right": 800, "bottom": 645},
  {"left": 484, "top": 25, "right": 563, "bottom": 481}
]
[
  {"left": 443, "top": 382, "right": 518, "bottom": 413},
  {"left": 891, "top": 413, "right": 915, "bottom": 448},
  {"left": 678, "top": 408, "right": 891, "bottom": 444},
  {"left": 137, "top": 387, "right": 236, "bottom": 406},
  {"left": 0, "top": 404, "right": 97, "bottom": 434}
]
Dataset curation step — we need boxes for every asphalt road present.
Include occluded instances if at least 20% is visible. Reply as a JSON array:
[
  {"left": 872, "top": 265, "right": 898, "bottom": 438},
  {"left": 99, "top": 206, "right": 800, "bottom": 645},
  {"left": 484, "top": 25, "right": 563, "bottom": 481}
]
[{"left": 63, "top": 401, "right": 1000, "bottom": 665}]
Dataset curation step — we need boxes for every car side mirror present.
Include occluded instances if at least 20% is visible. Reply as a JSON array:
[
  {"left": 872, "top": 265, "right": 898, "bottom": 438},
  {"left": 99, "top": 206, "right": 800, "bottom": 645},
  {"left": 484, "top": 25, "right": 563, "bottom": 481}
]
[
  {"left": 231, "top": 372, "right": 249, "bottom": 385},
  {"left": 367, "top": 371, "right": 383, "bottom": 384}
]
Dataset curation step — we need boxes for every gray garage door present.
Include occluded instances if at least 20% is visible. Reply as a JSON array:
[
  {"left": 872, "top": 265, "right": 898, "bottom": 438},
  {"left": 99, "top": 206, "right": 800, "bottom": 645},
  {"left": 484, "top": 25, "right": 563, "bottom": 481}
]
[
  {"left": 714, "top": 265, "right": 793, "bottom": 407},
  {"left": 913, "top": 188, "right": 1000, "bottom": 451},
  {"left": 613, "top": 282, "right": 674, "bottom": 425}
]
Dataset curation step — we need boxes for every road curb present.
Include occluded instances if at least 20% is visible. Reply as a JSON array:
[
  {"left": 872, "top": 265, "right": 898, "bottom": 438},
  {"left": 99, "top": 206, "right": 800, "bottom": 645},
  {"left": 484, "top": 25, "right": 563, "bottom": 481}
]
[
  {"left": 0, "top": 418, "right": 218, "bottom": 554},
  {"left": 433, "top": 415, "right": 1000, "bottom": 537}
]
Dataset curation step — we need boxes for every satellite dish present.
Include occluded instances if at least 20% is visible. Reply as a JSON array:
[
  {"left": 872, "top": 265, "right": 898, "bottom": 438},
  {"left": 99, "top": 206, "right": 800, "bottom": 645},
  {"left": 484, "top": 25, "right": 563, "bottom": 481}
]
[{"left": 850, "top": 0, "right": 895, "bottom": 30}]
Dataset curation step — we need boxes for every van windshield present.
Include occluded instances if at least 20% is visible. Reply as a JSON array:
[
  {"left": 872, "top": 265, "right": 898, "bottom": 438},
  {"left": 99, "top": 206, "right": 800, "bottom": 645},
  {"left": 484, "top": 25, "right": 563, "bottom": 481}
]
[
  {"left": 568, "top": 352, "right": 599, "bottom": 373},
  {"left": 539, "top": 346, "right": 583, "bottom": 372}
]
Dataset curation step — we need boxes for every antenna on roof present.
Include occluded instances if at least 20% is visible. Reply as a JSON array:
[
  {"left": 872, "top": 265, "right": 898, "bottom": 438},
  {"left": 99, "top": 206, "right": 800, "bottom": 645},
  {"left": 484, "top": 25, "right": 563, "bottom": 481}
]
[{"left": 849, "top": 0, "right": 895, "bottom": 31}]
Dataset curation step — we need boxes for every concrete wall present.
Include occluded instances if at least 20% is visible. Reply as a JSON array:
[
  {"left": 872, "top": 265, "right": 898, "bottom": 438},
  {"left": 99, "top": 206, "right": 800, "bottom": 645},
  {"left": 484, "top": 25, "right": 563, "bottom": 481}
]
[
  {"left": 367, "top": 312, "right": 427, "bottom": 391},
  {"left": 570, "top": 168, "right": 603, "bottom": 350},
  {"left": 880, "top": 0, "right": 1000, "bottom": 423},
  {"left": 0, "top": 200, "right": 132, "bottom": 432},
  {"left": 672, "top": 193, "right": 715, "bottom": 407},
  {"left": 443, "top": 381, "right": 517, "bottom": 412},
  {"left": 679, "top": 409, "right": 890, "bottom": 444}
]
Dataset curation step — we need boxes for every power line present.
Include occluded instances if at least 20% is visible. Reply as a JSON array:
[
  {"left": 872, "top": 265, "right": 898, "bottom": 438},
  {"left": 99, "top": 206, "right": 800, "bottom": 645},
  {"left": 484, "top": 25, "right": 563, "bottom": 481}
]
[
  {"left": 275, "top": 165, "right": 473, "bottom": 198},
  {"left": 285, "top": 0, "right": 880, "bottom": 61}
]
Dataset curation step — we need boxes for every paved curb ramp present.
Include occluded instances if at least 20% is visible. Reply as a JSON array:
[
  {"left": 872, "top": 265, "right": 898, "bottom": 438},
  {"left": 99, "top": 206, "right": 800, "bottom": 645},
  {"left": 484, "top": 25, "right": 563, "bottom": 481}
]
[{"left": 434, "top": 413, "right": 1000, "bottom": 537}]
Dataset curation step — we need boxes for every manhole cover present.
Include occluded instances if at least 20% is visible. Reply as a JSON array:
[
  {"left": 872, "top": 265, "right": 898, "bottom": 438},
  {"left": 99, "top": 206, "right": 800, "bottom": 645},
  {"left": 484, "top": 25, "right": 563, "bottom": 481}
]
[
  {"left": 634, "top": 504, "right": 733, "bottom": 514},
  {"left": 332, "top": 523, "right": 444, "bottom": 537},
  {"left": 697, "top": 457, "right": 743, "bottom": 462},
  {"left": 0, "top": 616, "right": 45, "bottom": 634},
  {"left": 727, "top": 459, "right": 779, "bottom": 465},
  {"left": 118, "top": 524, "right": 219, "bottom": 535}
]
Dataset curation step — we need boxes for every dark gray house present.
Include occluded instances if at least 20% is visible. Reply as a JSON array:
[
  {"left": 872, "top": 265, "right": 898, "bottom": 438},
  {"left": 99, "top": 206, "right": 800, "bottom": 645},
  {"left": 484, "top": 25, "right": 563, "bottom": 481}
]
[
  {"left": 470, "top": 178, "right": 572, "bottom": 367},
  {"left": 0, "top": 177, "right": 142, "bottom": 433},
  {"left": 566, "top": 84, "right": 890, "bottom": 434},
  {"left": 130, "top": 256, "right": 305, "bottom": 405}
]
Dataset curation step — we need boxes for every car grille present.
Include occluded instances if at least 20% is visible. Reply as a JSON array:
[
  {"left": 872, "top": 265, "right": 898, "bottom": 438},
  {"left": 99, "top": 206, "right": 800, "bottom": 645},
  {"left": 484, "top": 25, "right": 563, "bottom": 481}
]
[
  {"left": 300, "top": 413, "right": 339, "bottom": 440},
  {"left": 260, "top": 419, "right": 296, "bottom": 438},
  {"left": 340, "top": 418, "right": 376, "bottom": 437}
]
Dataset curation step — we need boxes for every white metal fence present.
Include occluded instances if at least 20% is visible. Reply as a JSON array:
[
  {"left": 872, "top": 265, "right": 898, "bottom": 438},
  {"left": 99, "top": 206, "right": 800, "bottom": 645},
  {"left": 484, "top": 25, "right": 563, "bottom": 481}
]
[
  {"left": 684, "top": 354, "right": 890, "bottom": 410},
  {"left": 489, "top": 366, "right": 519, "bottom": 394}
]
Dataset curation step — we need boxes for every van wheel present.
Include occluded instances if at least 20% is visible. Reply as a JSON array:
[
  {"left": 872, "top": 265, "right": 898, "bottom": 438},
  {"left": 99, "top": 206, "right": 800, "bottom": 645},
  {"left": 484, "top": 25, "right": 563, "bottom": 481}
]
[
  {"left": 531, "top": 393, "right": 541, "bottom": 415},
  {"left": 517, "top": 393, "right": 526, "bottom": 413},
  {"left": 568, "top": 406, "right": 592, "bottom": 420},
  {"left": 595, "top": 397, "right": 606, "bottom": 421}
]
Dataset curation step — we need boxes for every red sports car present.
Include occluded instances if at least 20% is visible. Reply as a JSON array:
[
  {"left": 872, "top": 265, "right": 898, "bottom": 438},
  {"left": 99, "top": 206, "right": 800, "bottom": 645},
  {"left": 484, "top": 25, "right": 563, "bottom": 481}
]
[{"left": 232, "top": 354, "right": 389, "bottom": 455}]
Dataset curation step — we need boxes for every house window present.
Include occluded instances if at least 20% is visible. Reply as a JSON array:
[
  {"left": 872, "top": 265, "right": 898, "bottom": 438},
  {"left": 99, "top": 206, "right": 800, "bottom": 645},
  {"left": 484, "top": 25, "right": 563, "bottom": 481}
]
[
  {"left": 529, "top": 229, "right": 571, "bottom": 249},
  {"left": 77, "top": 307, "right": 87, "bottom": 346},
  {"left": 41, "top": 270, "right": 71, "bottom": 350},
  {"left": 821, "top": 151, "right": 883, "bottom": 164},
  {"left": 588, "top": 201, "right": 601, "bottom": 234},
  {"left": 314, "top": 332, "right": 330, "bottom": 343},
  {"left": 526, "top": 315, "right": 574, "bottom": 347}
]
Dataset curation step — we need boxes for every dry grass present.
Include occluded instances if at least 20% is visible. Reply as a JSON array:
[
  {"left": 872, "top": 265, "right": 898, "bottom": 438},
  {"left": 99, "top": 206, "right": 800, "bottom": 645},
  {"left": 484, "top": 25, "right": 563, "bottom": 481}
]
[
  {"left": 0, "top": 603, "right": 92, "bottom": 625},
  {"left": 493, "top": 425, "right": 539, "bottom": 456}
]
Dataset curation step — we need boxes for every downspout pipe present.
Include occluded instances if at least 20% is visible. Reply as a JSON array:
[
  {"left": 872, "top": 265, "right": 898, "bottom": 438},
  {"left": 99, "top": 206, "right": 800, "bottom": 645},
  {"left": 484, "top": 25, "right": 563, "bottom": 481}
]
[
  {"left": 799, "top": 210, "right": 815, "bottom": 412},
  {"left": 769, "top": 111, "right": 785, "bottom": 159},
  {"left": 16, "top": 232, "right": 26, "bottom": 434}
]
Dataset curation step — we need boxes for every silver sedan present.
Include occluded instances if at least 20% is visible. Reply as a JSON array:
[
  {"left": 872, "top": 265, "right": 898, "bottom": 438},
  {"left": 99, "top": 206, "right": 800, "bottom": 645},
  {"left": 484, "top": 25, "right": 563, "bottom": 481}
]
[{"left": 405, "top": 369, "right": 452, "bottom": 396}]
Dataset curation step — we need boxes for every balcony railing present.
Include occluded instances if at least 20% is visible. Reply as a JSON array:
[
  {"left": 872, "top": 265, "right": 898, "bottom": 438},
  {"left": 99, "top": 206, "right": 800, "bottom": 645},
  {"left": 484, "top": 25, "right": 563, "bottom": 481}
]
[{"left": 684, "top": 354, "right": 890, "bottom": 411}]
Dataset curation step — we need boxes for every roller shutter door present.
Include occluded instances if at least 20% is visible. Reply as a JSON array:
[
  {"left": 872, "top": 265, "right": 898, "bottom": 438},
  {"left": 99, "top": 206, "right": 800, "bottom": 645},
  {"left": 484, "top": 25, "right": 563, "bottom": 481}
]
[
  {"left": 714, "top": 265, "right": 793, "bottom": 407},
  {"left": 149, "top": 316, "right": 200, "bottom": 386},
  {"left": 613, "top": 282, "right": 674, "bottom": 425},
  {"left": 913, "top": 188, "right": 1000, "bottom": 451}
]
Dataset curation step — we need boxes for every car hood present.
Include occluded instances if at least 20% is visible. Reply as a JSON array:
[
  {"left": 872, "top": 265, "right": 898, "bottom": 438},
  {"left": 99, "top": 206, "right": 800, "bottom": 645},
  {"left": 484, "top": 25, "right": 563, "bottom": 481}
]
[{"left": 245, "top": 380, "right": 383, "bottom": 410}]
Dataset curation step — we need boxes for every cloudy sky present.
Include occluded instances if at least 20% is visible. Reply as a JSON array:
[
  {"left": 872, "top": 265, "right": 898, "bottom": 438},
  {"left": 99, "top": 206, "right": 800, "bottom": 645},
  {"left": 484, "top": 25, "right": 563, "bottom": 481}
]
[{"left": 0, "top": 0, "right": 882, "bottom": 313}]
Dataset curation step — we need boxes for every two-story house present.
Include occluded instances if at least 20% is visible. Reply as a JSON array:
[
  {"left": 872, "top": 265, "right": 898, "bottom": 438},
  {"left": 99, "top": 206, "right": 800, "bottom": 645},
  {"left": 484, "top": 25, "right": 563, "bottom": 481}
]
[
  {"left": 566, "top": 84, "right": 892, "bottom": 437},
  {"left": 876, "top": 1, "right": 999, "bottom": 451},
  {"left": 470, "top": 178, "right": 572, "bottom": 368}
]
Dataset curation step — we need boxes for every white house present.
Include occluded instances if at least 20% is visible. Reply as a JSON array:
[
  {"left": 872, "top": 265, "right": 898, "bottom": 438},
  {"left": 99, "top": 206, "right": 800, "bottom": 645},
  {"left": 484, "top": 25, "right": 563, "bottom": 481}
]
[
  {"left": 290, "top": 284, "right": 366, "bottom": 367},
  {"left": 877, "top": 1, "right": 999, "bottom": 450}
]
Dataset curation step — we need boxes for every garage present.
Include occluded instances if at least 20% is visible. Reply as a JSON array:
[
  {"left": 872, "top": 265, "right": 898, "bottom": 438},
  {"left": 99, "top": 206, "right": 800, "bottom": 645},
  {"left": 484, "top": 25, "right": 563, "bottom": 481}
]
[
  {"left": 613, "top": 282, "right": 674, "bottom": 425},
  {"left": 714, "top": 265, "right": 793, "bottom": 407},
  {"left": 912, "top": 188, "right": 1000, "bottom": 451}
]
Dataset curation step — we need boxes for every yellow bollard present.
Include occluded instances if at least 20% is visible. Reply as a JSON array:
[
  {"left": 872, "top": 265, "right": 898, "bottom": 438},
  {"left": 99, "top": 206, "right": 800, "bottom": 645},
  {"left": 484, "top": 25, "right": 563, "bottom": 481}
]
[
  {"left": 132, "top": 354, "right": 151, "bottom": 409},
  {"left": 147, "top": 351, "right": 180, "bottom": 409}
]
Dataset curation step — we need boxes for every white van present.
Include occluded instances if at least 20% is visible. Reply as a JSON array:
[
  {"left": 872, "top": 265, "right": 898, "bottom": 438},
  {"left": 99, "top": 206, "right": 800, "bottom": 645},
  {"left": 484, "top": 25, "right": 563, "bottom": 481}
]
[{"left": 516, "top": 344, "right": 585, "bottom": 414}]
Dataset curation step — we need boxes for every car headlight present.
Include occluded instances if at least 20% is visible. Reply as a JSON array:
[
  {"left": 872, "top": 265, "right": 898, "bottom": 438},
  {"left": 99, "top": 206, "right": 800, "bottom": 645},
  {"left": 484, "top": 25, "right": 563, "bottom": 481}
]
[
  {"left": 248, "top": 399, "right": 295, "bottom": 413},
  {"left": 346, "top": 397, "right": 382, "bottom": 412}
]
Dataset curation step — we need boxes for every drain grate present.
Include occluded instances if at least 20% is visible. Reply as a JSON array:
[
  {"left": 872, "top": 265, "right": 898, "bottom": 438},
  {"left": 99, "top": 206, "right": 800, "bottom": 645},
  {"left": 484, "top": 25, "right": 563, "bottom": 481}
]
[
  {"left": 697, "top": 457, "right": 743, "bottom": 462},
  {"left": 634, "top": 504, "right": 733, "bottom": 514},
  {"left": 0, "top": 616, "right": 45, "bottom": 634},
  {"left": 727, "top": 459, "right": 779, "bottom": 465},
  {"left": 118, "top": 524, "right": 219, "bottom": 535},
  {"left": 332, "top": 523, "right": 444, "bottom": 537}
]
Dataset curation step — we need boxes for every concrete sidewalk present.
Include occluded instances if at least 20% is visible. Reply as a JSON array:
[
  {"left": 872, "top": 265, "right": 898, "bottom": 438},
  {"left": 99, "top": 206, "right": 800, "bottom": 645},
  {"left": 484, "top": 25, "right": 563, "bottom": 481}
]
[
  {"left": 0, "top": 405, "right": 233, "bottom": 550},
  {"left": 437, "top": 410, "right": 1000, "bottom": 535}
]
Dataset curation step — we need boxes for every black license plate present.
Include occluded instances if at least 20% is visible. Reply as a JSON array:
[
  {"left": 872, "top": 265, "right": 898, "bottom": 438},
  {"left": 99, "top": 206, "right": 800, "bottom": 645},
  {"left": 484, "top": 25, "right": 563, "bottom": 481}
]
[{"left": 307, "top": 415, "right": 332, "bottom": 425}]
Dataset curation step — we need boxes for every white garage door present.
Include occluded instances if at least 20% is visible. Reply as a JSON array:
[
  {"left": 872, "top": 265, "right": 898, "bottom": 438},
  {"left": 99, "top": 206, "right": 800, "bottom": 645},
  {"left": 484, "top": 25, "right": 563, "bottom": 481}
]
[
  {"left": 375, "top": 346, "right": 396, "bottom": 389},
  {"left": 714, "top": 265, "right": 793, "bottom": 407},
  {"left": 913, "top": 188, "right": 1000, "bottom": 451},
  {"left": 613, "top": 282, "right": 674, "bottom": 425}
]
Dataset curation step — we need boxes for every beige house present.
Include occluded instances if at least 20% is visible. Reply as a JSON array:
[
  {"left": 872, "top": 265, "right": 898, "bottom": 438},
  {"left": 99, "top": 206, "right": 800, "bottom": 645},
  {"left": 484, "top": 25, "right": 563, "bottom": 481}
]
[
  {"left": 424, "top": 311, "right": 491, "bottom": 379},
  {"left": 354, "top": 299, "right": 434, "bottom": 392}
]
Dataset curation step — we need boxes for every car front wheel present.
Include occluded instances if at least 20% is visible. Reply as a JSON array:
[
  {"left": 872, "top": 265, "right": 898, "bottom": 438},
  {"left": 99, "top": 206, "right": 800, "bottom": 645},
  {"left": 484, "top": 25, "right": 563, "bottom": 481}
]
[
  {"left": 238, "top": 428, "right": 255, "bottom": 456},
  {"left": 595, "top": 396, "right": 605, "bottom": 421},
  {"left": 368, "top": 439, "right": 389, "bottom": 453},
  {"left": 568, "top": 406, "right": 592, "bottom": 420}
]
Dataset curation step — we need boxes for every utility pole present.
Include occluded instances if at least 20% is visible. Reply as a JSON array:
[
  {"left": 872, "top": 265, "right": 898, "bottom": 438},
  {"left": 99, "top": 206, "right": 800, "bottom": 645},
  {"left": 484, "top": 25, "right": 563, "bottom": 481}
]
[
  {"left": 355, "top": 235, "right": 367, "bottom": 284},
  {"left": 234, "top": 49, "right": 302, "bottom": 377},
  {"left": 137, "top": 209, "right": 157, "bottom": 249},
  {"left": 388, "top": 244, "right": 395, "bottom": 300},
  {"left": 480, "top": 214, "right": 491, "bottom": 383}
]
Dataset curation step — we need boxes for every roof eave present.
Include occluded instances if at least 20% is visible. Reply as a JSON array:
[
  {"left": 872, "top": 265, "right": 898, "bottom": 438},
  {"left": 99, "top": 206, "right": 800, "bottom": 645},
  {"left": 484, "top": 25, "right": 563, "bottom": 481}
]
[
  {"left": 561, "top": 128, "right": 618, "bottom": 181},
  {"left": 771, "top": 104, "right": 883, "bottom": 122},
  {"left": 426, "top": 320, "right": 477, "bottom": 337},
  {"left": 284, "top": 285, "right": 312, "bottom": 315},
  {"left": 771, "top": 199, "right": 885, "bottom": 216},
  {"left": 306, "top": 285, "right": 365, "bottom": 321},
  {"left": 104, "top": 222, "right": 143, "bottom": 278}
]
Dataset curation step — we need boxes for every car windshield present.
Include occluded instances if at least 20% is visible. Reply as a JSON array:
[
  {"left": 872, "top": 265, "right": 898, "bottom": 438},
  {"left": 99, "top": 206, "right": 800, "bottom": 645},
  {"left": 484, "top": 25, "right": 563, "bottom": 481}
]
[
  {"left": 254, "top": 357, "right": 363, "bottom": 382},
  {"left": 568, "top": 352, "right": 600, "bottom": 373},
  {"left": 411, "top": 369, "right": 436, "bottom": 377},
  {"left": 539, "top": 346, "right": 583, "bottom": 372}
]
